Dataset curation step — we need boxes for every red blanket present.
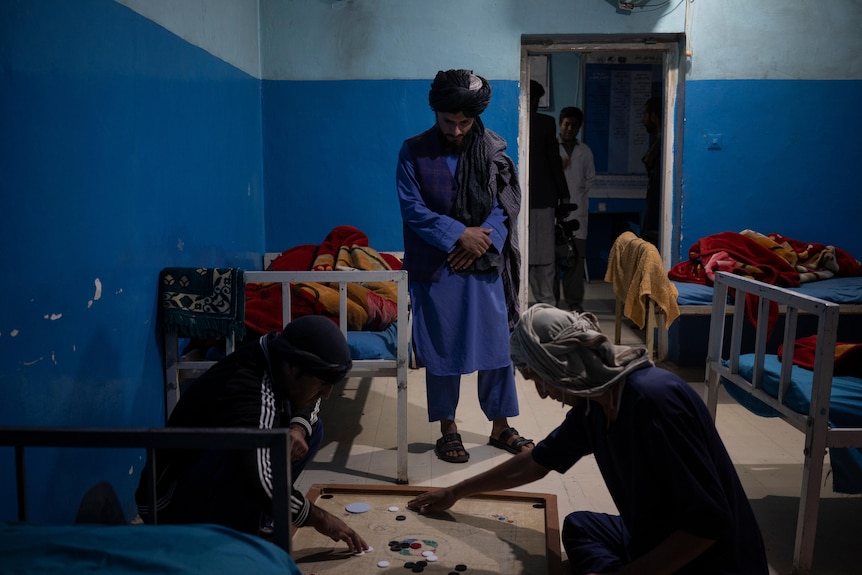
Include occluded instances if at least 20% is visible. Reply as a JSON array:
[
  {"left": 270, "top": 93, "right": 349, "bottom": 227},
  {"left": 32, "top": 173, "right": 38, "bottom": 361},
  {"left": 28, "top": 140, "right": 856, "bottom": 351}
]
[
  {"left": 244, "top": 226, "right": 402, "bottom": 336},
  {"left": 669, "top": 231, "right": 862, "bottom": 332},
  {"left": 669, "top": 231, "right": 862, "bottom": 286},
  {"left": 779, "top": 335, "right": 862, "bottom": 379},
  {"left": 668, "top": 231, "right": 799, "bottom": 287}
]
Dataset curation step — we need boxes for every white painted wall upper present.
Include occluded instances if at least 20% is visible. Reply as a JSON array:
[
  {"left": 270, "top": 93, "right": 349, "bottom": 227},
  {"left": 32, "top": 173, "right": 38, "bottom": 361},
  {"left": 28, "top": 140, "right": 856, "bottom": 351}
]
[
  {"left": 113, "top": 0, "right": 862, "bottom": 82},
  {"left": 259, "top": 0, "right": 686, "bottom": 81},
  {"left": 115, "top": 0, "right": 261, "bottom": 78},
  {"left": 687, "top": 0, "right": 862, "bottom": 81}
]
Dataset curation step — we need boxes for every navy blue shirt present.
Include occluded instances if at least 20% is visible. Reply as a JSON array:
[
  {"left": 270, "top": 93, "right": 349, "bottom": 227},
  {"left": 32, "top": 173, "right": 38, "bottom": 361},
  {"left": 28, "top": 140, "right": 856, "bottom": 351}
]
[{"left": 532, "top": 366, "right": 768, "bottom": 574}]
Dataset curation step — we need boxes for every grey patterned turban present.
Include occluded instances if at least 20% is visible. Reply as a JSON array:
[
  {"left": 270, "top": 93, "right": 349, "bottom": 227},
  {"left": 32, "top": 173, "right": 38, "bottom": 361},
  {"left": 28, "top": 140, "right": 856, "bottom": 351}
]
[{"left": 510, "top": 304, "right": 652, "bottom": 397}]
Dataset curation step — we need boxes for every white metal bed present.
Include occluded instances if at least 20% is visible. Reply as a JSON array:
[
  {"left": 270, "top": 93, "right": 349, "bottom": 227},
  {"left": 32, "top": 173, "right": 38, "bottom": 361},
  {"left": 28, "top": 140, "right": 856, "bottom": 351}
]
[
  {"left": 704, "top": 271, "right": 862, "bottom": 575},
  {"left": 163, "top": 268, "right": 410, "bottom": 484}
]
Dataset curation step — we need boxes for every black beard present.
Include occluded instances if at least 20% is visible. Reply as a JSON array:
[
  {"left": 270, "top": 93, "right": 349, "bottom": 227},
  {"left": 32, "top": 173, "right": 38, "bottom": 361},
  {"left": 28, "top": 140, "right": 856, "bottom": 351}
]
[{"left": 438, "top": 129, "right": 471, "bottom": 154}]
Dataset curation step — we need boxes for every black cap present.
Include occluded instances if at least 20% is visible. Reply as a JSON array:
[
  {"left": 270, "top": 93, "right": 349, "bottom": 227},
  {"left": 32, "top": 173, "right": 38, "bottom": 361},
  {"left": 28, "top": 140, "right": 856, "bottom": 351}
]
[{"left": 270, "top": 315, "right": 352, "bottom": 384}]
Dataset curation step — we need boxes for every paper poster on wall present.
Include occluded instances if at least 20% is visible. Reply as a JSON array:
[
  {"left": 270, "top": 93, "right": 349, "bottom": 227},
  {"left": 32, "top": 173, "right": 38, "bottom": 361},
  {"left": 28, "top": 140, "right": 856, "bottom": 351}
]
[{"left": 583, "top": 53, "right": 661, "bottom": 196}]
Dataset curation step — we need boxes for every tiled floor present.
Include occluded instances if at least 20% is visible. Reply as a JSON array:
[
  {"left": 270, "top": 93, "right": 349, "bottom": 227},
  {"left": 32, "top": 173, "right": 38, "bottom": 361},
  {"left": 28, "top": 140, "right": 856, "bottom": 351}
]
[{"left": 296, "top": 282, "right": 861, "bottom": 574}]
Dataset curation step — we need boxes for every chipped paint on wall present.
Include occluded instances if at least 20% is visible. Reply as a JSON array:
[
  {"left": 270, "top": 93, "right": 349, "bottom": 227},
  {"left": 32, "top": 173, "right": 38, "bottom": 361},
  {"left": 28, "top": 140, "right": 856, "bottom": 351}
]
[
  {"left": 44, "top": 313, "right": 62, "bottom": 321},
  {"left": 88, "top": 278, "right": 103, "bottom": 308}
]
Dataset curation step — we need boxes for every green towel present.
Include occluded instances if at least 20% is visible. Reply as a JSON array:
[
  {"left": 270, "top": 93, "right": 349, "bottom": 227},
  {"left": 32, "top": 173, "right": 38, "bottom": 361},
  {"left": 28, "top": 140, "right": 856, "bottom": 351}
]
[{"left": 159, "top": 267, "right": 245, "bottom": 340}]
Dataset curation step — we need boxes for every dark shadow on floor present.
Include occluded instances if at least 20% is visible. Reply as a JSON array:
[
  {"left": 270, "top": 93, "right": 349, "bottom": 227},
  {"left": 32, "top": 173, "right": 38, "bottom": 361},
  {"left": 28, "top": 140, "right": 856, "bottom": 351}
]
[
  {"left": 749, "top": 493, "right": 862, "bottom": 574},
  {"left": 308, "top": 376, "right": 419, "bottom": 484}
]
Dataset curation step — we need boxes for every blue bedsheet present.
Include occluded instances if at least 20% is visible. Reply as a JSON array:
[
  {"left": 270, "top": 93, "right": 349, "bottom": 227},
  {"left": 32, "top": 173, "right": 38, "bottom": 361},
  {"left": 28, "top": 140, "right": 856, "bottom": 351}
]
[
  {"left": 674, "top": 276, "right": 862, "bottom": 307},
  {"left": 722, "top": 354, "right": 862, "bottom": 494},
  {"left": 0, "top": 522, "right": 301, "bottom": 574},
  {"left": 347, "top": 321, "right": 398, "bottom": 359},
  {"left": 181, "top": 321, "right": 399, "bottom": 364}
]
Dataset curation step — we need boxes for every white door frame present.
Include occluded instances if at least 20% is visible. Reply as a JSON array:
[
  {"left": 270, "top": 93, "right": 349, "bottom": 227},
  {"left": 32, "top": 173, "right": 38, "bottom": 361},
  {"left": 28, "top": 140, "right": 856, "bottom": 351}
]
[{"left": 519, "top": 36, "right": 684, "bottom": 314}]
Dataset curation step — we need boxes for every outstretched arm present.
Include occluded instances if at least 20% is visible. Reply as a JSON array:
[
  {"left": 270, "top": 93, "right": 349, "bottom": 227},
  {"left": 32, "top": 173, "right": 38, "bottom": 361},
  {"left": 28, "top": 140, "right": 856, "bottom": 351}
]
[
  {"left": 304, "top": 503, "right": 369, "bottom": 553},
  {"left": 407, "top": 450, "right": 549, "bottom": 514}
]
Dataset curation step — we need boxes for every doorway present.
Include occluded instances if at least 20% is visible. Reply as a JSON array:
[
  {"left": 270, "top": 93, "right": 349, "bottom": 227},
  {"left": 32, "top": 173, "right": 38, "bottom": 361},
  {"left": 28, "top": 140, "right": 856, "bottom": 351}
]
[{"left": 518, "top": 35, "right": 684, "bottom": 314}]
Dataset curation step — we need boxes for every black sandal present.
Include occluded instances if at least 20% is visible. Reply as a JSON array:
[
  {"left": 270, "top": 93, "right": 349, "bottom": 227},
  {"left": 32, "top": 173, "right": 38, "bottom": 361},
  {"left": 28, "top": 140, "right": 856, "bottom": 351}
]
[
  {"left": 488, "top": 427, "right": 534, "bottom": 455},
  {"left": 435, "top": 432, "right": 470, "bottom": 463}
]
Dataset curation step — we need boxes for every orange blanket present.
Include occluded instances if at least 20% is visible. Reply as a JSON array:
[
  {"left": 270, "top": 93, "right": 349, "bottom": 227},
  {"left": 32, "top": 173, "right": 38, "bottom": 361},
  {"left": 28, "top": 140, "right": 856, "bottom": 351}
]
[{"left": 244, "top": 226, "right": 401, "bottom": 335}]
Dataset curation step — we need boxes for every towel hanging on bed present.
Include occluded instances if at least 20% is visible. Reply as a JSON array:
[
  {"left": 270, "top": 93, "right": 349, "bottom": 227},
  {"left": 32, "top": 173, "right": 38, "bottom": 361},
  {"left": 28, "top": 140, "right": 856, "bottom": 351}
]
[
  {"left": 159, "top": 267, "right": 246, "bottom": 340},
  {"left": 604, "top": 231, "right": 680, "bottom": 329}
]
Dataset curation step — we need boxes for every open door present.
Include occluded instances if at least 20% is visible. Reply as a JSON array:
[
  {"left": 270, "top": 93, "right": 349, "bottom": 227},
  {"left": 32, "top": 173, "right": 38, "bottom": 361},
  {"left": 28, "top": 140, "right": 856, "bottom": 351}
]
[{"left": 518, "top": 34, "right": 684, "bottom": 314}]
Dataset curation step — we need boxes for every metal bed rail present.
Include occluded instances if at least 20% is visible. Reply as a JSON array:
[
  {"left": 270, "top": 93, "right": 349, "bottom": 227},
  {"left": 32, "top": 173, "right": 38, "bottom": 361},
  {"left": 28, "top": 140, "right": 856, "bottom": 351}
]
[
  {"left": 703, "top": 271, "right": 862, "bottom": 575},
  {"left": 0, "top": 426, "right": 293, "bottom": 553}
]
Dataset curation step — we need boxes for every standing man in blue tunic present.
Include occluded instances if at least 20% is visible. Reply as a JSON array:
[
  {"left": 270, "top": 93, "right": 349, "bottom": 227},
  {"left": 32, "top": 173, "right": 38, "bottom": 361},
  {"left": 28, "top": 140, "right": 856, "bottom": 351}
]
[
  {"left": 396, "top": 69, "right": 534, "bottom": 464},
  {"left": 408, "top": 305, "right": 768, "bottom": 574}
]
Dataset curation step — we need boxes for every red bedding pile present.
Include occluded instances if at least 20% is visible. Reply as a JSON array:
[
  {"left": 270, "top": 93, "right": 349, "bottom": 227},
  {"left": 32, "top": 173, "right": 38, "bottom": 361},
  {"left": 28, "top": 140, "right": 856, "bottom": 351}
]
[
  {"left": 244, "top": 226, "right": 402, "bottom": 335},
  {"left": 669, "top": 230, "right": 862, "bottom": 331},
  {"left": 669, "top": 230, "right": 862, "bottom": 287}
]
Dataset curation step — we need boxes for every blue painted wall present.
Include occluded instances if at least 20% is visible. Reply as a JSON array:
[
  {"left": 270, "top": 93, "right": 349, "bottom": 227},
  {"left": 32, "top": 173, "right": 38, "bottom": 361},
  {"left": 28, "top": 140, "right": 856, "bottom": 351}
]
[
  {"left": 261, "top": 79, "right": 520, "bottom": 251},
  {"left": 0, "top": 0, "right": 263, "bottom": 521},
  {"left": 679, "top": 79, "right": 862, "bottom": 259},
  {"left": 3, "top": 0, "right": 862, "bottom": 523}
]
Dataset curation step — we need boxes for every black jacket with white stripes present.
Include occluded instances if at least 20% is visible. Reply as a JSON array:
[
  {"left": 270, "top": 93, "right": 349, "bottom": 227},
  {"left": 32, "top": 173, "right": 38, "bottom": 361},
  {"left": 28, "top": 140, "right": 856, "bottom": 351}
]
[{"left": 136, "top": 333, "right": 318, "bottom": 527}]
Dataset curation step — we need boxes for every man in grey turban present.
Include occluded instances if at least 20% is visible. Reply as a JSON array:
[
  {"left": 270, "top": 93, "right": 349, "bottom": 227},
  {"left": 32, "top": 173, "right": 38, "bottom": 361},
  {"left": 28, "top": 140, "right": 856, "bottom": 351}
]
[
  {"left": 408, "top": 305, "right": 768, "bottom": 575},
  {"left": 396, "top": 69, "right": 529, "bottom": 464}
]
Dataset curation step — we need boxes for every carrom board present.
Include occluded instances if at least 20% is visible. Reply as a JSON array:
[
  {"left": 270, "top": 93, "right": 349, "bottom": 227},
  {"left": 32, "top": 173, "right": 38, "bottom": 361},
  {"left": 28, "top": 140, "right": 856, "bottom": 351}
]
[{"left": 291, "top": 484, "right": 561, "bottom": 575}]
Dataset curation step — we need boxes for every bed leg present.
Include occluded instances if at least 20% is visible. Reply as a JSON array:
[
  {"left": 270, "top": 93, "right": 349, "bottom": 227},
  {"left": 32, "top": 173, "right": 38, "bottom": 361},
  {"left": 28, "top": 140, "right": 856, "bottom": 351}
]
[
  {"left": 645, "top": 301, "right": 657, "bottom": 361},
  {"left": 614, "top": 298, "right": 623, "bottom": 346},
  {"left": 656, "top": 312, "right": 668, "bottom": 362},
  {"left": 792, "top": 420, "right": 829, "bottom": 575},
  {"left": 395, "top": 367, "right": 409, "bottom": 484},
  {"left": 164, "top": 331, "right": 181, "bottom": 422},
  {"left": 704, "top": 365, "right": 720, "bottom": 420}
]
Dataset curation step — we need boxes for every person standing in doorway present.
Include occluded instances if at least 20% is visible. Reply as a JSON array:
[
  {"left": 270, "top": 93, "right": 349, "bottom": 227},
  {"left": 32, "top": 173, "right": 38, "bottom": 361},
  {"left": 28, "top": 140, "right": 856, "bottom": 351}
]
[
  {"left": 395, "top": 69, "right": 534, "bottom": 464},
  {"left": 528, "top": 79, "right": 570, "bottom": 306},
  {"left": 555, "top": 106, "right": 595, "bottom": 313},
  {"left": 641, "top": 96, "right": 662, "bottom": 246}
]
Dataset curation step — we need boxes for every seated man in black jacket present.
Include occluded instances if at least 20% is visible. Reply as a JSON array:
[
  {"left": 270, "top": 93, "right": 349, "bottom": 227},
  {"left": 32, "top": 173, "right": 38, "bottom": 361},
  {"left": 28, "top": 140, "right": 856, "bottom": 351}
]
[{"left": 136, "top": 315, "right": 368, "bottom": 553}]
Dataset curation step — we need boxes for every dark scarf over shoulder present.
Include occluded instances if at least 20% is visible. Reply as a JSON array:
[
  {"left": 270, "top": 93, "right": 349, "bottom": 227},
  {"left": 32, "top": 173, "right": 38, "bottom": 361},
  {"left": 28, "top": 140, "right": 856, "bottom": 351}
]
[
  {"left": 453, "top": 118, "right": 494, "bottom": 269},
  {"left": 452, "top": 121, "right": 522, "bottom": 330}
]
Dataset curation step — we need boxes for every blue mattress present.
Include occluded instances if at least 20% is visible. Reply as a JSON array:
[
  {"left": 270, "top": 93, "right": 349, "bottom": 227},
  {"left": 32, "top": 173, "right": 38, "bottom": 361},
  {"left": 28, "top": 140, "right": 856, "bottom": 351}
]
[
  {"left": 181, "top": 321, "right": 399, "bottom": 363},
  {"left": 722, "top": 354, "right": 862, "bottom": 494},
  {"left": 0, "top": 522, "right": 300, "bottom": 574},
  {"left": 347, "top": 321, "right": 398, "bottom": 360},
  {"left": 674, "top": 276, "right": 862, "bottom": 307}
]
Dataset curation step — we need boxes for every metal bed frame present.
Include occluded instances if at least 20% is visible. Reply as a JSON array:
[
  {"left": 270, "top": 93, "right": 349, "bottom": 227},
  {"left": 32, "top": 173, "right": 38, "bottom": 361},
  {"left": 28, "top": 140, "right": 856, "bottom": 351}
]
[
  {"left": 164, "top": 268, "right": 411, "bottom": 484},
  {"left": 0, "top": 426, "right": 293, "bottom": 553},
  {"left": 704, "top": 271, "right": 862, "bottom": 575}
]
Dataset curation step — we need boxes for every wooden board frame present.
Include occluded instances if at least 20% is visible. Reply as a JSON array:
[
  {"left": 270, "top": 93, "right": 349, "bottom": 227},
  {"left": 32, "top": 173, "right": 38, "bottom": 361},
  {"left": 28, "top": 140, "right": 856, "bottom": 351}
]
[{"left": 293, "top": 484, "right": 562, "bottom": 575}]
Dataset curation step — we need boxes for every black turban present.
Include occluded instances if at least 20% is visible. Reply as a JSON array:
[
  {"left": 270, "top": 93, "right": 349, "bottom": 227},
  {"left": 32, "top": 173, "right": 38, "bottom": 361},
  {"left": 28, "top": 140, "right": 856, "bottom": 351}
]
[
  {"left": 270, "top": 315, "right": 352, "bottom": 384},
  {"left": 428, "top": 69, "right": 492, "bottom": 118}
]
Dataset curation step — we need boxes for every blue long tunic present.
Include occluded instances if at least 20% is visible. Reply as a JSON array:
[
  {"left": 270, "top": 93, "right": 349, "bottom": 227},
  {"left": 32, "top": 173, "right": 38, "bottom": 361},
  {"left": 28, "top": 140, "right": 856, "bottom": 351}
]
[
  {"left": 396, "top": 143, "right": 512, "bottom": 375},
  {"left": 532, "top": 366, "right": 769, "bottom": 574}
]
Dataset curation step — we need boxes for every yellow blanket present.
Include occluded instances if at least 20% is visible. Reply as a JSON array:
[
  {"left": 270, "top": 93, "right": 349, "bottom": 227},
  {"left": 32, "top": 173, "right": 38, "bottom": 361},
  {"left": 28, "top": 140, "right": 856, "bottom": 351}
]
[
  {"left": 604, "top": 231, "right": 680, "bottom": 329},
  {"left": 245, "top": 226, "right": 400, "bottom": 334},
  {"left": 297, "top": 244, "right": 398, "bottom": 330}
]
